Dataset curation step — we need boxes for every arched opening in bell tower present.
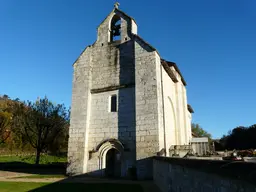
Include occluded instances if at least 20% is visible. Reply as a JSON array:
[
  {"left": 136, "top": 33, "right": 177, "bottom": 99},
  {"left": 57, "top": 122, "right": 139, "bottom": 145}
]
[{"left": 110, "top": 15, "right": 121, "bottom": 42}]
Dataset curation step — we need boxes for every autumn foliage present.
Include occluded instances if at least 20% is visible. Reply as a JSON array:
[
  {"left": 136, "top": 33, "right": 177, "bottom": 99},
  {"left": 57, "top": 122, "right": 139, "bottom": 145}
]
[{"left": 0, "top": 95, "right": 69, "bottom": 164}]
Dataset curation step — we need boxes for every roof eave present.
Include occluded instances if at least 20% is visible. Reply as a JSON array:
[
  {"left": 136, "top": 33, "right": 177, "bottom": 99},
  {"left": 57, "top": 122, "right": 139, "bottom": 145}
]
[
  {"left": 163, "top": 59, "right": 187, "bottom": 86},
  {"left": 161, "top": 60, "right": 178, "bottom": 83},
  {"left": 72, "top": 44, "right": 93, "bottom": 67}
]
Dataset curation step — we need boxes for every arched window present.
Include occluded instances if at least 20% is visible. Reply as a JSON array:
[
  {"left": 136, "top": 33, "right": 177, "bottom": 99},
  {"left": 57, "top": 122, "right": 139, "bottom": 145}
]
[{"left": 110, "top": 15, "right": 121, "bottom": 42}]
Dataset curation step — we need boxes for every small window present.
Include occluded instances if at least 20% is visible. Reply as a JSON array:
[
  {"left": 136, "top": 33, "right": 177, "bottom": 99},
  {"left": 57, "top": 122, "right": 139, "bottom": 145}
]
[{"left": 110, "top": 95, "right": 117, "bottom": 112}]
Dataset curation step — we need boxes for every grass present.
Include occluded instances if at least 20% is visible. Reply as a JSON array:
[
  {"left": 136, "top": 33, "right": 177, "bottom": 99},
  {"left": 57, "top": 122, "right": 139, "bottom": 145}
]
[
  {"left": 11, "top": 174, "right": 67, "bottom": 179},
  {"left": 0, "top": 155, "right": 67, "bottom": 165},
  {"left": 0, "top": 182, "right": 48, "bottom": 192},
  {"left": 0, "top": 182, "right": 144, "bottom": 192}
]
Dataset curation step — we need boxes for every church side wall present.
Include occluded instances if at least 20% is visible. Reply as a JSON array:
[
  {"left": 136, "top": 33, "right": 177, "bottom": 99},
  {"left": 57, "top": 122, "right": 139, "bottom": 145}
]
[
  {"left": 172, "top": 72, "right": 187, "bottom": 145},
  {"left": 187, "top": 110, "right": 192, "bottom": 143},
  {"left": 161, "top": 67, "right": 178, "bottom": 151},
  {"left": 176, "top": 74, "right": 191, "bottom": 145},
  {"left": 182, "top": 86, "right": 192, "bottom": 144},
  {"left": 67, "top": 48, "right": 92, "bottom": 175},
  {"left": 162, "top": 66, "right": 191, "bottom": 148},
  {"left": 177, "top": 81, "right": 185, "bottom": 145},
  {"left": 134, "top": 41, "right": 163, "bottom": 179}
]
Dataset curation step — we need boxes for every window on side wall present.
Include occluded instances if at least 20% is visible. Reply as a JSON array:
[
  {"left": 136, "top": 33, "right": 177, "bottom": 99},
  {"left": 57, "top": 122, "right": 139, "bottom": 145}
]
[{"left": 110, "top": 94, "right": 117, "bottom": 112}]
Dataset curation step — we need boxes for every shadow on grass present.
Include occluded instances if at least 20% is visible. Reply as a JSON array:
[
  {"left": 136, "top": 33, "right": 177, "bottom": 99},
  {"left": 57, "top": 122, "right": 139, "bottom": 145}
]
[
  {"left": 25, "top": 172, "right": 144, "bottom": 192},
  {"left": 0, "top": 179, "right": 144, "bottom": 192},
  {"left": 0, "top": 162, "right": 66, "bottom": 175},
  {"left": 25, "top": 158, "right": 156, "bottom": 192},
  {"left": 29, "top": 182, "right": 143, "bottom": 192}
]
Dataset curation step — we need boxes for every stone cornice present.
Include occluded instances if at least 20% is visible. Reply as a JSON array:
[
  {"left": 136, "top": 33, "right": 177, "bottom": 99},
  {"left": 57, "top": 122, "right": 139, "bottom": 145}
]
[{"left": 91, "top": 83, "right": 135, "bottom": 94}]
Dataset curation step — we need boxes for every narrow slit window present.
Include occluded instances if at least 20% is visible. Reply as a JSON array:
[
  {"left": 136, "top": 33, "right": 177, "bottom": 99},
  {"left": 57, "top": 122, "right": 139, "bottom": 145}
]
[{"left": 110, "top": 95, "right": 117, "bottom": 112}]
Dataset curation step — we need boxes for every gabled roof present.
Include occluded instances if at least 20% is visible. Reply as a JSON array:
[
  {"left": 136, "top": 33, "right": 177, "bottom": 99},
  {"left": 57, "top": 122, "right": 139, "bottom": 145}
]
[{"left": 132, "top": 34, "right": 157, "bottom": 52}]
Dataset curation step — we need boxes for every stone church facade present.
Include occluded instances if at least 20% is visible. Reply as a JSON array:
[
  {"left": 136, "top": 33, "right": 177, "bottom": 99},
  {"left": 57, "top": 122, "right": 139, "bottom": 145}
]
[{"left": 67, "top": 4, "right": 193, "bottom": 179}]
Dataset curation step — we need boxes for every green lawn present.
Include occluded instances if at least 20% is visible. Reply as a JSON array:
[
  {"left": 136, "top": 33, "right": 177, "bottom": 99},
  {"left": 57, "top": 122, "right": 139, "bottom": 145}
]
[
  {"left": 0, "top": 155, "right": 66, "bottom": 165},
  {"left": 0, "top": 182, "right": 143, "bottom": 192},
  {"left": 0, "top": 182, "right": 48, "bottom": 192}
]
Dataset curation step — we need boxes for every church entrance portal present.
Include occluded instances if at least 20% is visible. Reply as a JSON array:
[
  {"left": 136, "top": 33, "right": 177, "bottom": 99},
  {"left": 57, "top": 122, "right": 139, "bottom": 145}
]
[{"left": 105, "top": 148, "right": 121, "bottom": 177}]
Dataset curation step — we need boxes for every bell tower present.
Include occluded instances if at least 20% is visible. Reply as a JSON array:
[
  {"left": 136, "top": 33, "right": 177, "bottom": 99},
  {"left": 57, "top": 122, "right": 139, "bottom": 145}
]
[{"left": 96, "top": 3, "right": 137, "bottom": 44}]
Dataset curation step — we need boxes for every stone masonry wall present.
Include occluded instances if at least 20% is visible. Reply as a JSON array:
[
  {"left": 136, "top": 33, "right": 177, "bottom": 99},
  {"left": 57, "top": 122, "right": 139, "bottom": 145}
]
[
  {"left": 153, "top": 157, "right": 256, "bottom": 192},
  {"left": 134, "top": 39, "right": 163, "bottom": 179},
  {"left": 87, "top": 87, "right": 136, "bottom": 176},
  {"left": 67, "top": 47, "right": 92, "bottom": 175}
]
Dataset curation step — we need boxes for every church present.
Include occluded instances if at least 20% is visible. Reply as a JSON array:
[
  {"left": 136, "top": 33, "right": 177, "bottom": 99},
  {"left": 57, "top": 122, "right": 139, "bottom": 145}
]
[{"left": 67, "top": 3, "right": 193, "bottom": 179}]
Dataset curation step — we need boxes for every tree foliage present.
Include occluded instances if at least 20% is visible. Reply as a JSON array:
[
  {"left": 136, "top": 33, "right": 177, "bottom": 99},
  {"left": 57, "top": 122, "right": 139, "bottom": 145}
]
[
  {"left": 0, "top": 111, "right": 12, "bottom": 144},
  {"left": 191, "top": 123, "right": 212, "bottom": 139},
  {"left": 0, "top": 95, "right": 13, "bottom": 144},
  {"left": 220, "top": 125, "right": 256, "bottom": 150},
  {"left": 12, "top": 96, "right": 70, "bottom": 164}
]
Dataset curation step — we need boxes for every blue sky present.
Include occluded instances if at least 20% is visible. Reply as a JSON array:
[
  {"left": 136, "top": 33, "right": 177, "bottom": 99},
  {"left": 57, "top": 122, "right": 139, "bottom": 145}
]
[{"left": 1, "top": 0, "right": 256, "bottom": 138}]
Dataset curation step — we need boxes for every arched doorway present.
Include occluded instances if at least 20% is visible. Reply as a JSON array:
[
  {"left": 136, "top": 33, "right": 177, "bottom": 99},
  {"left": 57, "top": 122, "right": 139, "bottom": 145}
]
[
  {"left": 97, "top": 139, "right": 124, "bottom": 177},
  {"left": 105, "top": 148, "right": 121, "bottom": 177}
]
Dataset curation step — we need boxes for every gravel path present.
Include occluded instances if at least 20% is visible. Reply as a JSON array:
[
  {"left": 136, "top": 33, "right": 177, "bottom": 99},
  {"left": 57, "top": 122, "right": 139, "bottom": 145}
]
[{"left": 0, "top": 171, "right": 33, "bottom": 179}]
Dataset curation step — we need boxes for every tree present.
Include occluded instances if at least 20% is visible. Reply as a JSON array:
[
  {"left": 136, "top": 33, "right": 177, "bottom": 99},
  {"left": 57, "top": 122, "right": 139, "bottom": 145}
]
[
  {"left": 191, "top": 123, "right": 212, "bottom": 139},
  {"left": 12, "top": 96, "right": 70, "bottom": 164},
  {"left": 220, "top": 125, "right": 256, "bottom": 150}
]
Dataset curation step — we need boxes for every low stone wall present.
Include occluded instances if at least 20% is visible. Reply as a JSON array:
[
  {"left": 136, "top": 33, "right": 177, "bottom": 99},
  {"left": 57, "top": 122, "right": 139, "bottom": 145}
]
[
  {"left": 186, "top": 156, "right": 223, "bottom": 160},
  {"left": 244, "top": 157, "right": 256, "bottom": 163},
  {"left": 153, "top": 156, "right": 256, "bottom": 192}
]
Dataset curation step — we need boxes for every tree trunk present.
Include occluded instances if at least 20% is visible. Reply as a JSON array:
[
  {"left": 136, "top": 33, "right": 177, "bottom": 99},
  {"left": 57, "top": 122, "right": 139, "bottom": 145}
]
[{"left": 35, "top": 148, "right": 41, "bottom": 165}]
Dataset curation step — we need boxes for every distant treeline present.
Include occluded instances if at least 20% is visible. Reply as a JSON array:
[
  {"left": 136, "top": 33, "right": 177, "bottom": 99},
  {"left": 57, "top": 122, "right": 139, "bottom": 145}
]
[{"left": 216, "top": 124, "right": 256, "bottom": 150}]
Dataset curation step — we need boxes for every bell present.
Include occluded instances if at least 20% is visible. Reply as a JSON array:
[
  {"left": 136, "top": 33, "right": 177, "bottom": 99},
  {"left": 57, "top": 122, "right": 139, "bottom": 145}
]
[{"left": 112, "top": 24, "right": 121, "bottom": 36}]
